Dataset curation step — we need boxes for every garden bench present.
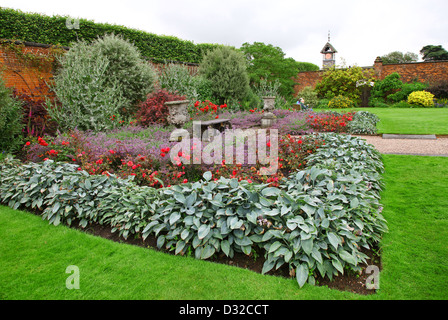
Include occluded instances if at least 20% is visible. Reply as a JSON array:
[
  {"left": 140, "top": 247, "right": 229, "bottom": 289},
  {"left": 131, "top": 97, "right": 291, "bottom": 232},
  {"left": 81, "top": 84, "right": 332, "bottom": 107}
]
[{"left": 193, "top": 118, "right": 232, "bottom": 141}]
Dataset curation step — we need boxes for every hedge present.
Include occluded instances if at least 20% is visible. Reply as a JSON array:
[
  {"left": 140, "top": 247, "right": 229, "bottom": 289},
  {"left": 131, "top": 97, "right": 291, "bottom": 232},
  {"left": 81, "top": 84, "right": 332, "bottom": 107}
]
[{"left": 0, "top": 7, "right": 221, "bottom": 63}]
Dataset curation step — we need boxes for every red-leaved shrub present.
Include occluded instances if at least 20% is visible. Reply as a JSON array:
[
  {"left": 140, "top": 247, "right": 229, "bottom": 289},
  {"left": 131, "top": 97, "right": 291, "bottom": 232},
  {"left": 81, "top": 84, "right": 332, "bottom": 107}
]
[{"left": 136, "top": 89, "right": 186, "bottom": 126}]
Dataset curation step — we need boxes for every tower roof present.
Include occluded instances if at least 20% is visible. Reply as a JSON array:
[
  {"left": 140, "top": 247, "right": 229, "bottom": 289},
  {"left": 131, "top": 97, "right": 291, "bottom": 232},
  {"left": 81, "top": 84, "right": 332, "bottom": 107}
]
[{"left": 320, "top": 42, "right": 337, "bottom": 54}]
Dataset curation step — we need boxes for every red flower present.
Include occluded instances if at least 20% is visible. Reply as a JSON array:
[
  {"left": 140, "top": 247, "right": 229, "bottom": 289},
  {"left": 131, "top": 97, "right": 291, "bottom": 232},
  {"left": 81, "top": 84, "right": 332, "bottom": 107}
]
[
  {"left": 25, "top": 141, "right": 31, "bottom": 146},
  {"left": 127, "top": 161, "right": 134, "bottom": 167},
  {"left": 109, "top": 150, "right": 115, "bottom": 154},
  {"left": 194, "top": 101, "right": 200, "bottom": 107},
  {"left": 183, "top": 179, "right": 188, "bottom": 183},
  {"left": 38, "top": 137, "right": 48, "bottom": 147},
  {"left": 132, "top": 165, "right": 137, "bottom": 170}
]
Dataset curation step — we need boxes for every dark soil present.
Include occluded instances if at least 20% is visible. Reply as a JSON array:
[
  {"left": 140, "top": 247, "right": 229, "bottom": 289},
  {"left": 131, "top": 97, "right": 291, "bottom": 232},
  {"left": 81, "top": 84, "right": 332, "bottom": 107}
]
[{"left": 76, "top": 221, "right": 382, "bottom": 295}]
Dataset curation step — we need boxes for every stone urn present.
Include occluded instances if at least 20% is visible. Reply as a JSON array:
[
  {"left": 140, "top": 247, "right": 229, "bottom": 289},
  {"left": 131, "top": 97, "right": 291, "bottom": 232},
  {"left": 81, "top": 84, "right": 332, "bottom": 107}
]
[
  {"left": 261, "top": 96, "right": 276, "bottom": 128},
  {"left": 165, "top": 100, "right": 189, "bottom": 128},
  {"left": 262, "top": 96, "right": 276, "bottom": 112}
]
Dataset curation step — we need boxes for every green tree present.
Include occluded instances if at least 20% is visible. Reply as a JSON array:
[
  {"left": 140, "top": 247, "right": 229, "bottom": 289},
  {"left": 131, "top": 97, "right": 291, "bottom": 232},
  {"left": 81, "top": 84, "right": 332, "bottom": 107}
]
[
  {"left": 240, "top": 42, "right": 318, "bottom": 99},
  {"left": 420, "top": 45, "right": 448, "bottom": 61},
  {"left": 380, "top": 51, "right": 418, "bottom": 64},
  {"left": 199, "top": 46, "right": 250, "bottom": 105}
]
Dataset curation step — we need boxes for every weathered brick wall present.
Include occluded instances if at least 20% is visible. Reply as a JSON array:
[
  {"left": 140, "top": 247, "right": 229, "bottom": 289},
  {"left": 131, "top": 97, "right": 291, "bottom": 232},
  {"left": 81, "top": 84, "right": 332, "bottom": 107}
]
[
  {"left": 0, "top": 42, "right": 58, "bottom": 99},
  {"left": 294, "top": 58, "right": 448, "bottom": 96},
  {"left": 0, "top": 40, "right": 199, "bottom": 101},
  {"left": 376, "top": 60, "right": 448, "bottom": 83},
  {"left": 293, "top": 70, "right": 325, "bottom": 95}
]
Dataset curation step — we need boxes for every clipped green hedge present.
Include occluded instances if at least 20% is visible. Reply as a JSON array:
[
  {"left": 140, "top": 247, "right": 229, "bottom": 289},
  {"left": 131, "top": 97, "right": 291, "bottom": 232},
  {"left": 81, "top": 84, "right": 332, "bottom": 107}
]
[
  {"left": 0, "top": 7, "right": 221, "bottom": 63},
  {"left": 0, "top": 133, "right": 387, "bottom": 288}
]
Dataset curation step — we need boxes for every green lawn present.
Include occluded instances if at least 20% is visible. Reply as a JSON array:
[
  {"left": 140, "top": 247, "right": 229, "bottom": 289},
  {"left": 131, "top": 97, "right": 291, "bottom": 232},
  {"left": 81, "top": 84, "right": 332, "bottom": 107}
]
[
  {"left": 0, "top": 155, "right": 447, "bottom": 300},
  {"left": 354, "top": 107, "right": 448, "bottom": 135}
]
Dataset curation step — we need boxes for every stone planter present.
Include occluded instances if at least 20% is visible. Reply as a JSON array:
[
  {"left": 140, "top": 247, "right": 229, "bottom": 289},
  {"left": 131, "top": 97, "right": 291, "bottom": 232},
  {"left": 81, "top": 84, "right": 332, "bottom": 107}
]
[
  {"left": 262, "top": 96, "right": 276, "bottom": 112},
  {"left": 165, "top": 100, "right": 189, "bottom": 128}
]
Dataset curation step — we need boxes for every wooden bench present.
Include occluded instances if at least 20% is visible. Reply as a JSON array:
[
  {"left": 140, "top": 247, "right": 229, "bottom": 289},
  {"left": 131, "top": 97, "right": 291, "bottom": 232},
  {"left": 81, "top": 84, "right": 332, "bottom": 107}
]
[{"left": 193, "top": 118, "right": 232, "bottom": 141}]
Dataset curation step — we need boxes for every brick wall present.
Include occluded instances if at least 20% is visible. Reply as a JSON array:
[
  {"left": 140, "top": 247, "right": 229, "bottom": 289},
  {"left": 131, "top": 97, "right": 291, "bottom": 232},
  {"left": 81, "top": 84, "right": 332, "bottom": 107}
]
[
  {"left": 0, "top": 40, "right": 200, "bottom": 101},
  {"left": 0, "top": 41, "right": 59, "bottom": 99},
  {"left": 294, "top": 57, "right": 448, "bottom": 95}
]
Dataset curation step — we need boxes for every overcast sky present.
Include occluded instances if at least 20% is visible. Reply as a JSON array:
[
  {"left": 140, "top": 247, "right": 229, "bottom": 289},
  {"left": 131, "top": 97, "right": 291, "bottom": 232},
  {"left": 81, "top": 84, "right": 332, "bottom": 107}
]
[{"left": 2, "top": 0, "right": 448, "bottom": 67}]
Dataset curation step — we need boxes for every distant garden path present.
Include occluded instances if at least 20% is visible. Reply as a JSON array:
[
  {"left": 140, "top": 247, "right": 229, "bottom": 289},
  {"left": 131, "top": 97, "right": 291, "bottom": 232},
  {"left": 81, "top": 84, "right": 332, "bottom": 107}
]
[{"left": 353, "top": 134, "right": 448, "bottom": 157}]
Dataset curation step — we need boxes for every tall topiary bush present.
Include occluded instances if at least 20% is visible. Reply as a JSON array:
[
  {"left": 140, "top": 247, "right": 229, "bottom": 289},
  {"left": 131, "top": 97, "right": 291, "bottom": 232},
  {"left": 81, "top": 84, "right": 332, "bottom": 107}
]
[
  {"left": 0, "top": 76, "right": 23, "bottom": 152},
  {"left": 200, "top": 46, "right": 250, "bottom": 105}
]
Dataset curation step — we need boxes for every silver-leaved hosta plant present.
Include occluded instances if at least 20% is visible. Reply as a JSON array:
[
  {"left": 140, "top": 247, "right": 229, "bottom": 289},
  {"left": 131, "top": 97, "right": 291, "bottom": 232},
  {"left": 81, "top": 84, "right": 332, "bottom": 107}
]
[{"left": 0, "top": 133, "right": 387, "bottom": 289}]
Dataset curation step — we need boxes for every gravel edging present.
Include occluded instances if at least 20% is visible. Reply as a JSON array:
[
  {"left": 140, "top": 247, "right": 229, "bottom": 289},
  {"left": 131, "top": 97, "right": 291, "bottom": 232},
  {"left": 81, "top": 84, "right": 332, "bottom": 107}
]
[{"left": 352, "top": 135, "right": 448, "bottom": 156}]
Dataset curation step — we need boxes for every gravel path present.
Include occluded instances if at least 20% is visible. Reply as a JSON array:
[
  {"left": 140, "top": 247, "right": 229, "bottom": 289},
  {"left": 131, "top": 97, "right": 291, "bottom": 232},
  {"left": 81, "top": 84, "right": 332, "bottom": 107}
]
[{"left": 352, "top": 135, "right": 448, "bottom": 157}]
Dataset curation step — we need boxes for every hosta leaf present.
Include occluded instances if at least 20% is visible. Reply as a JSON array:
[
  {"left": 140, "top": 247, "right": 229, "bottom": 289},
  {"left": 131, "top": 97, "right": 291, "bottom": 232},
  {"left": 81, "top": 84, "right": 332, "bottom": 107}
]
[
  {"left": 301, "top": 238, "right": 313, "bottom": 255},
  {"left": 332, "top": 259, "right": 344, "bottom": 274},
  {"left": 350, "top": 197, "right": 359, "bottom": 209},
  {"left": 262, "top": 259, "right": 275, "bottom": 274},
  {"left": 269, "top": 241, "right": 282, "bottom": 253},
  {"left": 339, "top": 249, "right": 357, "bottom": 265},
  {"left": 157, "top": 235, "right": 166, "bottom": 249},
  {"left": 300, "top": 204, "right": 315, "bottom": 217},
  {"left": 175, "top": 240, "right": 186, "bottom": 255},
  {"left": 174, "top": 192, "right": 186, "bottom": 204},
  {"left": 296, "top": 264, "right": 309, "bottom": 288},
  {"left": 169, "top": 212, "right": 181, "bottom": 225},
  {"left": 181, "top": 229, "right": 190, "bottom": 240},
  {"left": 198, "top": 224, "right": 211, "bottom": 240},
  {"left": 221, "top": 240, "right": 230, "bottom": 256},
  {"left": 327, "top": 232, "right": 340, "bottom": 250},
  {"left": 241, "top": 245, "right": 252, "bottom": 255},
  {"left": 200, "top": 245, "right": 215, "bottom": 259},
  {"left": 261, "top": 187, "right": 281, "bottom": 197}
]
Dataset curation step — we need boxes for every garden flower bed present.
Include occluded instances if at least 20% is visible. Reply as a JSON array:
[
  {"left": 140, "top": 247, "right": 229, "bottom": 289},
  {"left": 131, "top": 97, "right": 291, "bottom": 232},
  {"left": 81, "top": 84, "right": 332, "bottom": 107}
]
[{"left": 1, "top": 131, "right": 388, "bottom": 292}]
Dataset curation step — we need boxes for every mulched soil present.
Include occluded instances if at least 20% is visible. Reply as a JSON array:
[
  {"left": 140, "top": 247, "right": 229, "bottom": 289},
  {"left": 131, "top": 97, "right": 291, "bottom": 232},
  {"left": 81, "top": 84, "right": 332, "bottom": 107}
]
[{"left": 75, "top": 220, "right": 382, "bottom": 295}]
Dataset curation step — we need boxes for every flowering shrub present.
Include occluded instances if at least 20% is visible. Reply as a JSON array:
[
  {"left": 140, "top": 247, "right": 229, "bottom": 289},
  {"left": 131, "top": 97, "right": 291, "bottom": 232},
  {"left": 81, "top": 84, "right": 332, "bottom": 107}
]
[
  {"left": 407, "top": 90, "right": 435, "bottom": 107},
  {"left": 136, "top": 89, "right": 186, "bottom": 126},
  {"left": 328, "top": 95, "right": 355, "bottom": 109},
  {"left": 306, "top": 111, "right": 355, "bottom": 133}
]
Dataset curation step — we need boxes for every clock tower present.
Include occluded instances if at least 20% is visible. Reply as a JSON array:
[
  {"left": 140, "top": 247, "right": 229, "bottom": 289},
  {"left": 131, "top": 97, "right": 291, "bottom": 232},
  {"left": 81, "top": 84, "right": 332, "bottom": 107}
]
[{"left": 320, "top": 31, "right": 337, "bottom": 69}]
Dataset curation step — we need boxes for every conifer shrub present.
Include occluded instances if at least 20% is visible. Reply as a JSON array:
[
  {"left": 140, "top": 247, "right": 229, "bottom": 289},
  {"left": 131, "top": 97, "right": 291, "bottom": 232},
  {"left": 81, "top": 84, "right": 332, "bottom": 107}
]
[{"left": 0, "top": 77, "right": 23, "bottom": 152}]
